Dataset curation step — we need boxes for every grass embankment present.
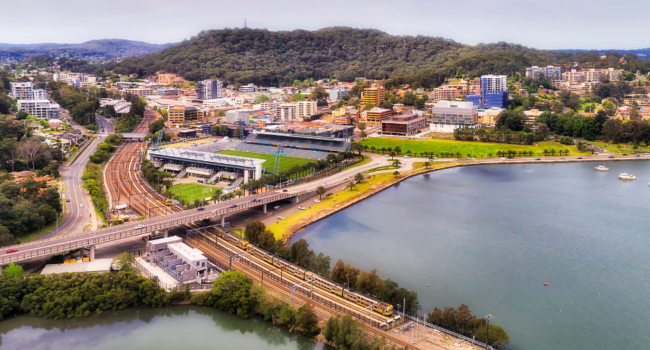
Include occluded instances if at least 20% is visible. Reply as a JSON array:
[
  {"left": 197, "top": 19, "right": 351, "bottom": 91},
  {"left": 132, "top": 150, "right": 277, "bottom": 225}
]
[
  {"left": 588, "top": 141, "right": 648, "bottom": 154},
  {"left": 360, "top": 138, "right": 589, "bottom": 157},
  {"left": 266, "top": 161, "right": 457, "bottom": 240},
  {"left": 170, "top": 183, "right": 222, "bottom": 203},
  {"left": 218, "top": 150, "right": 317, "bottom": 173},
  {"left": 364, "top": 165, "right": 398, "bottom": 173}
]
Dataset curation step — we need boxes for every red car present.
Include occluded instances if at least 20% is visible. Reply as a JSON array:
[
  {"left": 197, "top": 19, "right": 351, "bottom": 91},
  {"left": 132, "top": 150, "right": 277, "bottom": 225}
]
[{"left": 5, "top": 249, "right": 18, "bottom": 254}]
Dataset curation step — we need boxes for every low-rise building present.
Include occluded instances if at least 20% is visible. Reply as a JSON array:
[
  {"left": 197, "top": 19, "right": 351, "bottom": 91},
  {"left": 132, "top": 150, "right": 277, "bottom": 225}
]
[
  {"left": 124, "top": 87, "right": 154, "bottom": 97},
  {"left": 17, "top": 100, "right": 60, "bottom": 119},
  {"left": 365, "top": 107, "right": 392, "bottom": 126},
  {"left": 526, "top": 66, "right": 562, "bottom": 81},
  {"left": 381, "top": 113, "right": 428, "bottom": 136},
  {"left": 329, "top": 88, "right": 349, "bottom": 101},
  {"left": 240, "top": 84, "right": 259, "bottom": 92},
  {"left": 225, "top": 109, "right": 253, "bottom": 125},
  {"left": 430, "top": 101, "right": 478, "bottom": 132},
  {"left": 168, "top": 105, "right": 200, "bottom": 127}
]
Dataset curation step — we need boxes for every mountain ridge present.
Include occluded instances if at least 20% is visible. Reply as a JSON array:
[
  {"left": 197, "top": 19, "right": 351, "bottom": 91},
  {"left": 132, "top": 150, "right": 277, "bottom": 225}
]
[{"left": 0, "top": 39, "right": 176, "bottom": 61}]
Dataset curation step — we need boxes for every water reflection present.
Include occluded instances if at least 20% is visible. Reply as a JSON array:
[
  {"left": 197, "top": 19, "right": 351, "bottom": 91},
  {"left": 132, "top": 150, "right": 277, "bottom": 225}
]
[{"left": 0, "top": 306, "right": 328, "bottom": 350}]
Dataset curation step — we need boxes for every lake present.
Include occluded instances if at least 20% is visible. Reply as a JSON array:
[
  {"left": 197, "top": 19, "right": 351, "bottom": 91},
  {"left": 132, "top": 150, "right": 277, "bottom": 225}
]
[
  {"left": 0, "top": 306, "right": 328, "bottom": 350},
  {"left": 293, "top": 161, "right": 650, "bottom": 350}
]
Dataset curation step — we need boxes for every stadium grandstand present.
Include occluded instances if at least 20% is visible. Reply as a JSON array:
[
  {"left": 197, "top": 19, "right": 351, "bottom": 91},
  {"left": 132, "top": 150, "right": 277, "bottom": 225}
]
[
  {"left": 180, "top": 137, "right": 241, "bottom": 153},
  {"left": 232, "top": 132, "right": 350, "bottom": 160}
]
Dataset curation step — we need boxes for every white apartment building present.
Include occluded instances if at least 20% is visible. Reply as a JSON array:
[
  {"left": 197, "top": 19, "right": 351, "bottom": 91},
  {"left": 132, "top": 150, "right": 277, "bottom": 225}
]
[
  {"left": 525, "top": 66, "right": 562, "bottom": 81},
  {"left": 565, "top": 68, "right": 623, "bottom": 82},
  {"left": 280, "top": 104, "right": 298, "bottom": 120},
  {"left": 17, "top": 100, "right": 61, "bottom": 120},
  {"left": 329, "top": 88, "right": 349, "bottom": 101},
  {"left": 260, "top": 102, "right": 279, "bottom": 112},
  {"left": 54, "top": 72, "right": 97, "bottom": 88},
  {"left": 33, "top": 89, "right": 47, "bottom": 100},
  {"left": 225, "top": 109, "right": 253, "bottom": 125},
  {"left": 10, "top": 82, "right": 34, "bottom": 99},
  {"left": 297, "top": 101, "right": 317, "bottom": 119},
  {"left": 480, "top": 75, "right": 508, "bottom": 94}
]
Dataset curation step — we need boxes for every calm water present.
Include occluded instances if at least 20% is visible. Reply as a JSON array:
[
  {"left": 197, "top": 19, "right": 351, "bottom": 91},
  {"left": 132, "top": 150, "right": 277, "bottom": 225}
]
[
  {"left": 293, "top": 161, "right": 650, "bottom": 350},
  {"left": 0, "top": 306, "right": 328, "bottom": 350}
]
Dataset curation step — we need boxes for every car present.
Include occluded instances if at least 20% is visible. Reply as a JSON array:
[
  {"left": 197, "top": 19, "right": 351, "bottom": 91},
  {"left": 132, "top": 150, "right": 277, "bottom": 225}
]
[
  {"left": 622, "top": 154, "right": 628, "bottom": 156},
  {"left": 79, "top": 204, "right": 84, "bottom": 208},
  {"left": 197, "top": 207, "right": 205, "bottom": 211},
  {"left": 609, "top": 155, "right": 615, "bottom": 158},
  {"left": 404, "top": 155, "right": 410, "bottom": 158},
  {"left": 341, "top": 187, "right": 346, "bottom": 190},
  {"left": 535, "top": 158, "right": 541, "bottom": 160},
  {"left": 274, "top": 206, "right": 281, "bottom": 210},
  {"left": 230, "top": 204, "right": 237, "bottom": 208},
  {"left": 277, "top": 216, "right": 284, "bottom": 220},
  {"left": 298, "top": 206, "right": 306, "bottom": 210},
  {"left": 135, "top": 225, "right": 144, "bottom": 229},
  {"left": 326, "top": 192, "right": 334, "bottom": 197},
  {"left": 384, "top": 154, "right": 389, "bottom": 157},
  {"left": 429, "top": 157, "right": 438, "bottom": 160},
  {"left": 507, "top": 156, "right": 513, "bottom": 159},
  {"left": 577, "top": 157, "right": 582, "bottom": 159},
  {"left": 198, "top": 180, "right": 204, "bottom": 183},
  {"left": 5, "top": 248, "right": 17, "bottom": 254},
  {"left": 635, "top": 154, "right": 640, "bottom": 157},
  {"left": 314, "top": 199, "right": 320, "bottom": 203},
  {"left": 282, "top": 189, "right": 288, "bottom": 192},
  {"left": 66, "top": 199, "right": 70, "bottom": 202},
  {"left": 500, "top": 158, "right": 506, "bottom": 160}
]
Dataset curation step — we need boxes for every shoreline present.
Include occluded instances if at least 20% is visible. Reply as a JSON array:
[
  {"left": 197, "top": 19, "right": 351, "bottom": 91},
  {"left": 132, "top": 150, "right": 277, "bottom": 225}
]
[{"left": 283, "top": 155, "right": 650, "bottom": 242}]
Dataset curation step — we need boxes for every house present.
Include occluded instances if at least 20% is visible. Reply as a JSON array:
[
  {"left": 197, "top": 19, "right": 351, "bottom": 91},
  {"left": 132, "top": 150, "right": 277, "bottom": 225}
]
[{"left": 60, "top": 129, "right": 83, "bottom": 144}]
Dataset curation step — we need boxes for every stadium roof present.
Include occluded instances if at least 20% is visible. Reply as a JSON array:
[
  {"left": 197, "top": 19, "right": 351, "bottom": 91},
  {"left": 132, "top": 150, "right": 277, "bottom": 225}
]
[{"left": 148, "top": 148, "right": 265, "bottom": 168}]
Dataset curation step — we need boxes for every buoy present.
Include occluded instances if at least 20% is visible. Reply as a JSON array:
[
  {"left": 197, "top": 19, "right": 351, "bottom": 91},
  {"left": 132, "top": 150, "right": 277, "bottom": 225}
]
[
  {"left": 427, "top": 284, "right": 430, "bottom": 287},
  {"left": 544, "top": 283, "right": 548, "bottom": 286}
]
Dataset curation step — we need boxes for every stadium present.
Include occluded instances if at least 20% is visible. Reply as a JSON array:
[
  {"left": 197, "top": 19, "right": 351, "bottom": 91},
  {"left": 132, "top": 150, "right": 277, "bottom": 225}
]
[{"left": 147, "top": 132, "right": 352, "bottom": 187}]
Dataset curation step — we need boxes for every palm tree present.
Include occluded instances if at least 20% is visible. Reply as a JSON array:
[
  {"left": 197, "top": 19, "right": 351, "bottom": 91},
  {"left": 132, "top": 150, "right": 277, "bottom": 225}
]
[
  {"left": 354, "top": 172, "right": 364, "bottom": 183},
  {"left": 389, "top": 151, "right": 396, "bottom": 160},
  {"left": 393, "top": 171, "right": 400, "bottom": 178},
  {"left": 488, "top": 153, "right": 492, "bottom": 158},
  {"left": 348, "top": 180, "right": 355, "bottom": 190},
  {"left": 316, "top": 185, "right": 326, "bottom": 200},
  {"left": 424, "top": 162, "right": 431, "bottom": 169},
  {"left": 234, "top": 189, "right": 243, "bottom": 198},
  {"left": 211, "top": 188, "right": 223, "bottom": 203},
  {"left": 370, "top": 146, "right": 376, "bottom": 153}
]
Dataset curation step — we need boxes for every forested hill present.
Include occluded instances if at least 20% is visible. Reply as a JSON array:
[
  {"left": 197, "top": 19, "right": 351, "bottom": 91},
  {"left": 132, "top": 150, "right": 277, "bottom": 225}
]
[
  {"left": 0, "top": 39, "right": 174, "bottom": 61},
  {"left": 103, "top": 27, "right": 577, "bottom": 88}
]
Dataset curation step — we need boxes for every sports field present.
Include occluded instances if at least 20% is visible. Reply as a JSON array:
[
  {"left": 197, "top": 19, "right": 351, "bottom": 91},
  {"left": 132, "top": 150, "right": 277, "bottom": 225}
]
[
  {"left": 170, "top": 183, "right": 220, "bottom": 203},
  {"left": 218, "top": 150, "right": 315, "bottom": 173},
  {"left": 360, "top": 138, "right": 590, "bottom": 157}
]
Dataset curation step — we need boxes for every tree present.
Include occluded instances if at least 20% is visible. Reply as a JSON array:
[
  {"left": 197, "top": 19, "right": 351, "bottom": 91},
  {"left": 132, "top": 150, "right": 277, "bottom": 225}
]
[
  {"left": 393, "top": 171, "right": 400, "bottom": 177},
  {"left": 2, "top": 263, "right": 23, "bottom": 278},
  {"left": 211, "top": 188, "right": 223, "bottom": 203},
  {"left": 209, "top": 270, "right": 255, "bottom": 318},
  {"left": 316, "top": 185, "right": 326, "bottom": 200},
  {"left": 348, "top": 180, "right": 355, "bottom": 190},
  {"left": 354, "top": 172, "right": 364, "bottom": 183},
  {"left": 257, "top": 230, "right": 276, "bottom": 252},
  {"left": 114, "top": 252, "right": 136, "bottom": 272},
  {"left": 474, "top": 324, "right": 510, "bottom": 348},
  {"left": 219, "top": 125, "right": 229, "bottom": 136},
  {"left": 424, "top": 161, "right": 431, "bottom": 169},
  {"left": 211, "top": 125, "right": 219, "bottom": 135},
  {"left": 296, "top": 302, "right": 321, "bottom": 336},
  {"left": 290, "top": 239, "right": 311, "bottom": 268},
  {"left": 244, "top": 220, "right": 266, "bottom": 245},
  {"left": 19, "top": 139, "right": 43, "bottom": 169},
  {"left": 496, "top": 110, "right": 526, "bottom": 131},
  {"left": 309, "top": 252, "right": 331, "bottom": 278}
]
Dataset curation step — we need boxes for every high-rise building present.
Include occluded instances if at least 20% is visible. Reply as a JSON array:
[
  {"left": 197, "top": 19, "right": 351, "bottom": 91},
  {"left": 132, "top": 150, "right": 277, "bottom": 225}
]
[
  {"left": 466, "top": 75, "right": 508, "bottom": 109},
  {"left": 525, "top": 66, "right": 561, "bottom": 81},
  {"left": 197, "top": 79, "right": 223, "bottom": 100},
  {"left": 297, "top": 101, "right": 317, "bottom": 119},
  {"left": 11, "top": 82, "right": 34, "bottom": 99},
  {"left": 361, "top": 86, "right": 385, "bottom": 107},
  {"left": 280, "top": 104, "right": 298, "bottom": 120}
]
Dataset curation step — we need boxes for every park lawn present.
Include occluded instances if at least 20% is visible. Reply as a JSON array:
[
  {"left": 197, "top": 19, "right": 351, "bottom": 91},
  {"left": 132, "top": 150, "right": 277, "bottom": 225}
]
[
  {"left": 218, "top": 150, "right": 316, "bottom": 173},
  {"left": 170, "top": 183, "right": 220, "bottom": 203},
  {"left": 360, "top": 138, "right": 590, "bottom": 157}
]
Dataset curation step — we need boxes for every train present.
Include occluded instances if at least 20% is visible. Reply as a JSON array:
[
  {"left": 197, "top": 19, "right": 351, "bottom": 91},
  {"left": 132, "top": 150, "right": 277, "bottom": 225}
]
[{"left": 210, "top": 230, "right": 393, "bottom": 316}]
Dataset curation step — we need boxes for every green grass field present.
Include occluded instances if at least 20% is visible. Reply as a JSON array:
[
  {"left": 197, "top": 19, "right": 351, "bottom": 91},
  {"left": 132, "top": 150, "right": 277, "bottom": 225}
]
[
  {"left": 218, "top": 150, "right": 316, "bottom": 173},
  {"left": 588, "top": 141, "right": 647, "bottom": 154},
  {"left": 170, "top": 183, "right": 221, "bottom": 203},
  {"left": 360, "top": 138, "right": 589, "bottom": 157}
]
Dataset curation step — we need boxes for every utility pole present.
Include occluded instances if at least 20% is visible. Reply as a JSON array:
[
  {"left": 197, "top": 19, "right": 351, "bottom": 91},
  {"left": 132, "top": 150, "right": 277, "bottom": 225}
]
[{"left": 485, "top": 314, "right": 492, "bottom": 350}]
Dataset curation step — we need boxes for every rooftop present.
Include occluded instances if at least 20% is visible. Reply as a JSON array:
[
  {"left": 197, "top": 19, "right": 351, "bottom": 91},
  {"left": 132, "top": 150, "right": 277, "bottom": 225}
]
[
  {"left": 149, "top": 148, "right": 265, "bottom": 168},
  {"left": 41, "top": 259, "right": 113, "bottom": 275}
]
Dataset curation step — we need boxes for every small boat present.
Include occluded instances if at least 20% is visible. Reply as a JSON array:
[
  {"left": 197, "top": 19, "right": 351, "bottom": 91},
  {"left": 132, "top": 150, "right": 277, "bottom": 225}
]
[
  {"left": 619, "top": 173, "right": 636, "bottom": 180},
  {"left": 595, "top": 165, "right": 609, "bottom": 171}
]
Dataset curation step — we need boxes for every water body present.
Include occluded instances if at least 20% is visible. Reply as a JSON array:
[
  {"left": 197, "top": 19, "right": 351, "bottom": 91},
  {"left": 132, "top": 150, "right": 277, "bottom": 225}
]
[
  {"left": 0, "top": 306, "right": 328, "bottom": 350},
  {"left": 293, "top": 161, "right": 650, "bottom": 350}
]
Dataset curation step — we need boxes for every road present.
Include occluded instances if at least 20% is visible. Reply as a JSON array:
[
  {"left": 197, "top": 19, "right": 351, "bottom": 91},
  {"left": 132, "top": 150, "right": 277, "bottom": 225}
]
[{"left": 39, "top": 113, "right": 114, "bottom": 239}]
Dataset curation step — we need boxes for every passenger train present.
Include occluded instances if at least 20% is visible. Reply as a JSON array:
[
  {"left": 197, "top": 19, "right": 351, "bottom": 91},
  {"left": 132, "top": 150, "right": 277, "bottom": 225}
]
[{"left": 210, "top": 230, "right": 393, "bottom": 316}]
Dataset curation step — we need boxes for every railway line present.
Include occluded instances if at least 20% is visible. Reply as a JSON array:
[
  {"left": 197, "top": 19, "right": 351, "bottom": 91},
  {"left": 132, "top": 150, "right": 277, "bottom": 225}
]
[
  {"left": 105, "top": 109, "right": 183, "bottom": 219},
  {"left": 184, "top": 231, "right": 415, "bottom": 349}
]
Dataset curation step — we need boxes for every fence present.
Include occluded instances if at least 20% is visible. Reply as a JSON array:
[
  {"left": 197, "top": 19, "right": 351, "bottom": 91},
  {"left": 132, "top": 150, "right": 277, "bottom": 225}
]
[{"left": 395, "top": 311, "right": 495, "bottom": 350}]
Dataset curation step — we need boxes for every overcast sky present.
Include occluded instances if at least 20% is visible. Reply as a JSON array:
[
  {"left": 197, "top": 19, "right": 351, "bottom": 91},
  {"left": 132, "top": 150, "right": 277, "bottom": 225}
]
[{"left": 2, "top": 0, "right": 648, "bottom": 50}]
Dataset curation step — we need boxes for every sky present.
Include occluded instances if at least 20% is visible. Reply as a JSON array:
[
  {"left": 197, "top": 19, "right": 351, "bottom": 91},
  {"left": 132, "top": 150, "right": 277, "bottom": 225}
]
[{"left": 2, "top": 0, "right": 649, "bottom": 50}]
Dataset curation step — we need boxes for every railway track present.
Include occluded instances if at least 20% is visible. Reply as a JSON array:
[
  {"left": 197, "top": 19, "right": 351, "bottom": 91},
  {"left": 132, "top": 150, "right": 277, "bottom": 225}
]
[
  {"left": 184, "top": 230, "right": 415, "bottom": 349},
  {"left": 105, "top": 109, "right": 183, "bottom": 218}
]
